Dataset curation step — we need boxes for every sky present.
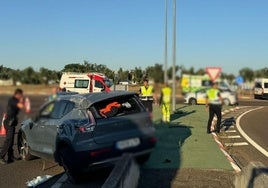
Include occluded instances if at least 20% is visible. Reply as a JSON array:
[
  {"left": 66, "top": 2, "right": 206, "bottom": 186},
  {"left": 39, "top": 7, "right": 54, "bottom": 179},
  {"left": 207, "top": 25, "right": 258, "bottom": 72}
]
[{"left": 0, "top": 0, "right": 268, "bottom": 76}]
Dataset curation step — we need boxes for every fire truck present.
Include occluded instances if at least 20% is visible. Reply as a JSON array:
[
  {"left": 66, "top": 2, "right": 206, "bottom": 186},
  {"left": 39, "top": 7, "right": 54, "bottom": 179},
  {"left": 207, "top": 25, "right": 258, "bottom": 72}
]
[{"left": 59, "top": 72, "right": 113, "bottom": 93}]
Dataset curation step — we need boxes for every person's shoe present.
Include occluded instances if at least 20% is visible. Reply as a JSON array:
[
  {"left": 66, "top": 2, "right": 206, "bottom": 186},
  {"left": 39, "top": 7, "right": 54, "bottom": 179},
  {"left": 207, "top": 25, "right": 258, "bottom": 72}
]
[
  {"left": 0, "top": 158, "right": 7, "bottom": 165},
  {"left": 7, "top": 158, "right": 14, "bottom": 163}
]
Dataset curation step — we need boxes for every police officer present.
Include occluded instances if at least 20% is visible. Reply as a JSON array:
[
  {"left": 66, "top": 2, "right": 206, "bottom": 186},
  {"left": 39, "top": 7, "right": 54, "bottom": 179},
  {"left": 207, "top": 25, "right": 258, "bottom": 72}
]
[
  {"left": 159, "top": 83, "right": 172, "bottom": 123},
  {"left": 0, "top": 88, "right": 24, "bottom": 164},
  {"left": 205, "top": 82, "right": 223, "bottom": 134},
  {"left": 139, "top": 79, "right": 156, "bottom": 112}
]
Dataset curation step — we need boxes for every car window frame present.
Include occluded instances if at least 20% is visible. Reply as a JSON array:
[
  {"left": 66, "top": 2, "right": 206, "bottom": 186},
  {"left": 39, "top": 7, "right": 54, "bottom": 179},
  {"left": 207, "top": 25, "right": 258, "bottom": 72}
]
[{"left": 91, "top": 94, "right": 144, "bottom": 119}]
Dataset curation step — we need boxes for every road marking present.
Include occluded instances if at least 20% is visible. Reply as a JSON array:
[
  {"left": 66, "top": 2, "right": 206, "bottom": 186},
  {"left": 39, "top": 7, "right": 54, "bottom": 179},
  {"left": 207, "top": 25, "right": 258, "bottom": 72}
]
[
  {"left": 236, "top": 107, "right": 268, "bottom": 157},
  {"left": 223, "top": 125, "right": 235, "bottom": 129},
  {"left": 221, "top": 135, "right": 241, "bottom": 139},
  {"left": 225, "top": 130, "right": 236, "bottom": 133},
  {"left": 51, "top": 173, "right": 68, "bottom": 188},
  {"left": 225, "top": 142, "right": 249, "bottom": 146}
]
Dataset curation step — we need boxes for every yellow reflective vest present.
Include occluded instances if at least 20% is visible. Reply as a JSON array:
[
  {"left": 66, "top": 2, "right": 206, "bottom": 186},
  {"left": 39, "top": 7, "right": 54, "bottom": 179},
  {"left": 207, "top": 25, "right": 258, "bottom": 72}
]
[
  {"left": 206, "top": 88, "right": 221, "bottom": 105},
  {"left": 140, "top": 86, "right": 153, "bottom": 96},
  {"left": 140, "top": 85, "right": 154, "bottom": 101},
  {"left": 161, "top": 86, "right": 172, "bottom": 104}
]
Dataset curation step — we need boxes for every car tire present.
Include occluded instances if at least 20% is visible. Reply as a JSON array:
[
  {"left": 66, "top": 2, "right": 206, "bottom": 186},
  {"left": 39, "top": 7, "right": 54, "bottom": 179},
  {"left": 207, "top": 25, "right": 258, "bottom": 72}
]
[
  {"left": 136, "top": 153, "right": 151, "bottom": 164},
  {"left": 254, "top": 95, "right": 259, "bottom": 99},
  {"left": 223, "top": 98, "right": 230, "bottom": 106},
  {"left": 189, "top": 98, "right": 197, "bottom": 105},
  {"left": 19, "top": 135, "right": 34, "bottom": 161},
  {"left": 59, "top": 147, "right": 80, "bottom": 184}
]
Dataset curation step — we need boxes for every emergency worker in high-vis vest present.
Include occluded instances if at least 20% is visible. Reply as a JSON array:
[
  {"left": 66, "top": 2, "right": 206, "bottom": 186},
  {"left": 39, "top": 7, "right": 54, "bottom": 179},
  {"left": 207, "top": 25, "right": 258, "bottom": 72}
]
[
  {"left": 139, "top": 79, "right": 155, "bottom": 112},
  {"left": 159, "top": 83, "right": 172, "bottom": 122},
  {"left": 205, "top": 82, "right": 223, "bottom": 134}
]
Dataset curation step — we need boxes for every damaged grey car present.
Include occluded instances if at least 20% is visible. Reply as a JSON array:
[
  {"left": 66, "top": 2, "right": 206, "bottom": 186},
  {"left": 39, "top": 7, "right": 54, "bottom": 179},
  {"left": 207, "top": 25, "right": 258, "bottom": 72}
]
[{"left": 17, "top": 91, "right": 156, "bottom": 182}]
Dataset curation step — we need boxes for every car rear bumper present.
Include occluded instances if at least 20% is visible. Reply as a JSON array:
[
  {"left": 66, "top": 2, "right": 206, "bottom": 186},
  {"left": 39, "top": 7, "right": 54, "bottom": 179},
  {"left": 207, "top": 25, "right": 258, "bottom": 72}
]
[
  {"left": 67, "top": 138, "right": 156, "bottom": 171},
  {"left": 88, "top": 148, "right": 153, "bottom": 168}
]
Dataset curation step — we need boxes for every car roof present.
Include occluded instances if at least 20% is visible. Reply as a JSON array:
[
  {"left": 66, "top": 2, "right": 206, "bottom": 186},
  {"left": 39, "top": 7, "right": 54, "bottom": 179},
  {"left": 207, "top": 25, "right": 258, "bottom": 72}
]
[{"left": 57, "top": 91, "right": 137, "bottom": 109}]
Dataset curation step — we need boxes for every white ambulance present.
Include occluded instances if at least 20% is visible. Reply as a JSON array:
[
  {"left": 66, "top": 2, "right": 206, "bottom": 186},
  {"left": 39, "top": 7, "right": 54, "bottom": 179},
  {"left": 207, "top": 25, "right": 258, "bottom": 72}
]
[{"left": 59, "top": 72, "right": 113, "bottom": 93}]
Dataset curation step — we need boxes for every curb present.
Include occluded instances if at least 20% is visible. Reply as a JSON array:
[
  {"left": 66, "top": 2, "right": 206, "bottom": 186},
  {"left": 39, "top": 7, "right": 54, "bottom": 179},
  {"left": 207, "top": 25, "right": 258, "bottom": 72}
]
[
  {"left": 210, "top": 107, "right": 241, "bottom": 173},
  {"left": 211, "top": 132, "right": 241, "bottom": 173}
]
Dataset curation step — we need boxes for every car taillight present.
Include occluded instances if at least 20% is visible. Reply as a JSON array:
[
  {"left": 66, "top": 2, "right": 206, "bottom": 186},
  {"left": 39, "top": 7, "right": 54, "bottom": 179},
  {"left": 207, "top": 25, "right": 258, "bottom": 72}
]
[
  {"left": 149, "top": 137, "right": 157, "bottom": 143},
  {"left": 77, "top": 125, "right": 94, "bottom": 133}
]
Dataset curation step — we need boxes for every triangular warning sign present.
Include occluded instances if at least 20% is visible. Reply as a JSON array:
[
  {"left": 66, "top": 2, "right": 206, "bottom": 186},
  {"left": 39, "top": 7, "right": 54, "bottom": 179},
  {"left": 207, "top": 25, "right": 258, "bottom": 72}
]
[{"left": 205, "top": 67, "right": 222, "bottom": 82}]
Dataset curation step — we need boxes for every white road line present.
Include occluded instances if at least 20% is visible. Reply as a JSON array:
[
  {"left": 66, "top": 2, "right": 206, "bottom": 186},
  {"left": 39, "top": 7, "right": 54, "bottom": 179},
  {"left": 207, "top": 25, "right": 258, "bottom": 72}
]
[
  {"left": 51, "top": 173, "right": 68, "bottom": 188},
  {"left": 221, "top": 135, "right": 241, "bottom": 139},
  {"left": 225, "top": 142, "right": 249, "bottom": 146},
  {"left": 236, "top": 107, "right": 268, "bottom": 157},
  {"left": 225, "top": 130, "right": 237, "bottom": 133}
]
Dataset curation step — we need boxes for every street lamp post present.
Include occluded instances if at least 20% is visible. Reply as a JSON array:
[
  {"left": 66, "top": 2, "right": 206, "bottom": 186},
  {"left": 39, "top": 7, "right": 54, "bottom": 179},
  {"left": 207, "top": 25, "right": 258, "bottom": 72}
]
[
  {"left": 164, "top": 0, "right": 168, "bottom": 84},
  {"left": 172, "top": 0, "right": 176, "bottom": 112}
]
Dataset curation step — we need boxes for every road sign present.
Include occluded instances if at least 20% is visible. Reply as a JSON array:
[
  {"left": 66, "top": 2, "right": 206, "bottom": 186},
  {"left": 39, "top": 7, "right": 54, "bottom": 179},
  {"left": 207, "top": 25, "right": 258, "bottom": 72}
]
[
  {"left": 235, "top": 76, "right": 244, "bottom": 85},
  {"left": 205, "top": 67, "right": 222, "bottom": 82}
]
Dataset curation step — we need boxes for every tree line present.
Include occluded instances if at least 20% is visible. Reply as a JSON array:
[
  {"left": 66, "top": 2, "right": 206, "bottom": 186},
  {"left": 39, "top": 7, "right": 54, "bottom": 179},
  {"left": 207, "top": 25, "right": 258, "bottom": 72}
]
[{"left": 0, "top": 62, "right": 267, "bottom": 85}]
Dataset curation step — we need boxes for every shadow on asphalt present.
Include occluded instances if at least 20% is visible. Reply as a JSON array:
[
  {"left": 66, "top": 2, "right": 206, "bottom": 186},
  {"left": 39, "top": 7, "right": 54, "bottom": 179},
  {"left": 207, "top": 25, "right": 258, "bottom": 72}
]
[
  {"left": 170, "top": 108, "right": 196, "bottom": 121},
  {"left": 36, "top": 166, "right": 112, "bottom": 188},
  {"left": 139, "top": 111, "right": 193, "bottom": 187},
  {"left": 222, "top": 117, "right": 236, "bottom": 131}
]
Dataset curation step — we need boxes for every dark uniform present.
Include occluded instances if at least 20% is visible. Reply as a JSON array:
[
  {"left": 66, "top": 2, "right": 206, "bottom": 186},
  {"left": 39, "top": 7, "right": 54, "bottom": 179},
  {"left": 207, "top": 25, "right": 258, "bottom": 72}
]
[
  {"left": 206, "top": 86, "right": 222, "bottom": 133},
  {"left": 0, "top": 96, "right": 21, "bottom": 163}
]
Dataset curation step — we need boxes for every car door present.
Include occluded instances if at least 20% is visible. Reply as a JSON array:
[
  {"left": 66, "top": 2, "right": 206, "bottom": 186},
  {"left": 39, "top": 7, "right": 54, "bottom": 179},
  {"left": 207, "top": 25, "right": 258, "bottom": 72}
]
[
  {"left": 42, "top": 100, "right": 75, "bottom": 158},
  {"left": 93, "top": 80, "right": 105, "bottom": 92},
  {"left": 28, "top": 102, "right": 56, "bottom": 154}
]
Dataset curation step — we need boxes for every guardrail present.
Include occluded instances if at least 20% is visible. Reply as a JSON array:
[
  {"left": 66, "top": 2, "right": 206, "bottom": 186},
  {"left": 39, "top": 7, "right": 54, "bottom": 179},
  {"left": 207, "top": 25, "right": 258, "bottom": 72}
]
[
  {"left": 102, "top": 153, "right": 140, "bottom": 188},
  {"left": 234, "top": 162, "right": 268, "bottom": 188}
]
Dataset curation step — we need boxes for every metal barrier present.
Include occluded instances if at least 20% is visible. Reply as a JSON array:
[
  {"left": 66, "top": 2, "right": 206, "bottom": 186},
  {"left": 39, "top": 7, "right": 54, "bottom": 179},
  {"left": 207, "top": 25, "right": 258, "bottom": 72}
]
[
  {"left": 234, "top": 162, "right": 268, "bottom": 188},
  {"left": 102, "top": 153, "right": 140, "bottom": 188}
]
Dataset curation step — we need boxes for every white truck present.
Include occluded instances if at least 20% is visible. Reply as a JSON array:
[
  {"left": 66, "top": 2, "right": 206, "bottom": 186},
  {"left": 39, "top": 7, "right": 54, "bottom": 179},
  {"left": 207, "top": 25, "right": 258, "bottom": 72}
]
[
  {"left": 254, "top": 78, "right": 268, "bottom": 99},
  {"left": 59, "top": 72, "right": 113, "bottom": 94}
]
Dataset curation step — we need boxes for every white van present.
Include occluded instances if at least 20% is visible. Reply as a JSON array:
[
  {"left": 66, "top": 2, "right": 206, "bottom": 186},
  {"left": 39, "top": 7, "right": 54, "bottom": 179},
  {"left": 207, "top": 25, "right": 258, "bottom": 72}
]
[
  {"left": 59, "top": 72, "right": 113, "bottom": 94},
  {"left": 254, "top": 78, "right": 268, "bottom": 99}
]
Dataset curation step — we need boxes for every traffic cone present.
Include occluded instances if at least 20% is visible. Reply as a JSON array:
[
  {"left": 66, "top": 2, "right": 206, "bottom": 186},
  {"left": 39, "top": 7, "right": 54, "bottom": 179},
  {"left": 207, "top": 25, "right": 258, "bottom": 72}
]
[
  {"left": 25, "top": 97, "right": 31, "bottom": 113},
  {"left": 0, "top": 113, "right": 7, "bottom": 137}
]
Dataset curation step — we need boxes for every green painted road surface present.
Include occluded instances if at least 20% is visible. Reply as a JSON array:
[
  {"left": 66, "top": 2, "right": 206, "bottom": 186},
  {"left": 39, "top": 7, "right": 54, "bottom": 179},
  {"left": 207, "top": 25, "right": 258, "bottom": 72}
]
[{"left": 143, "top": 104, "right": 233, "bottom": 171}]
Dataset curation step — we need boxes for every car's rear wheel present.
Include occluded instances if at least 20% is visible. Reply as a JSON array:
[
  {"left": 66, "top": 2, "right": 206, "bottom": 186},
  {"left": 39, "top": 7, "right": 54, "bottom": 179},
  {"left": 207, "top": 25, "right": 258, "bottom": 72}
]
[
  {"left": 19, "top": 135, "right": 34, "bottom": 161},
  {"left": 136, "top": 153, "right": 151, "bottom": 164},
  {"left": 189, "top": 98, "right": 197, "bottom": 105},
  {"left": 59, "top": 147, "right": 80, "bottom": 184}
]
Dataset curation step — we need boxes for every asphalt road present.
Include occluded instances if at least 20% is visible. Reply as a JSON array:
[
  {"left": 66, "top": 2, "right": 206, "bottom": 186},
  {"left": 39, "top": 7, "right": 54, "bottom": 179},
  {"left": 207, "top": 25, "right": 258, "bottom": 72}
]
[
  {"left": 239, "top": 107, "right": 268, "bottom": 152},
  {"left": 0, "top": 94, "right": 267, "bottom": 188}
]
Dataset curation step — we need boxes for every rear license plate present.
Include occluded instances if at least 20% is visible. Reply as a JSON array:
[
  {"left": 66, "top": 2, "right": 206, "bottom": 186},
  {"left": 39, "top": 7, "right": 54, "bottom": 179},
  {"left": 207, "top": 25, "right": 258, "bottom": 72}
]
[{"left": 116, "top": 138, "right": 140, "bottom": 150}]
